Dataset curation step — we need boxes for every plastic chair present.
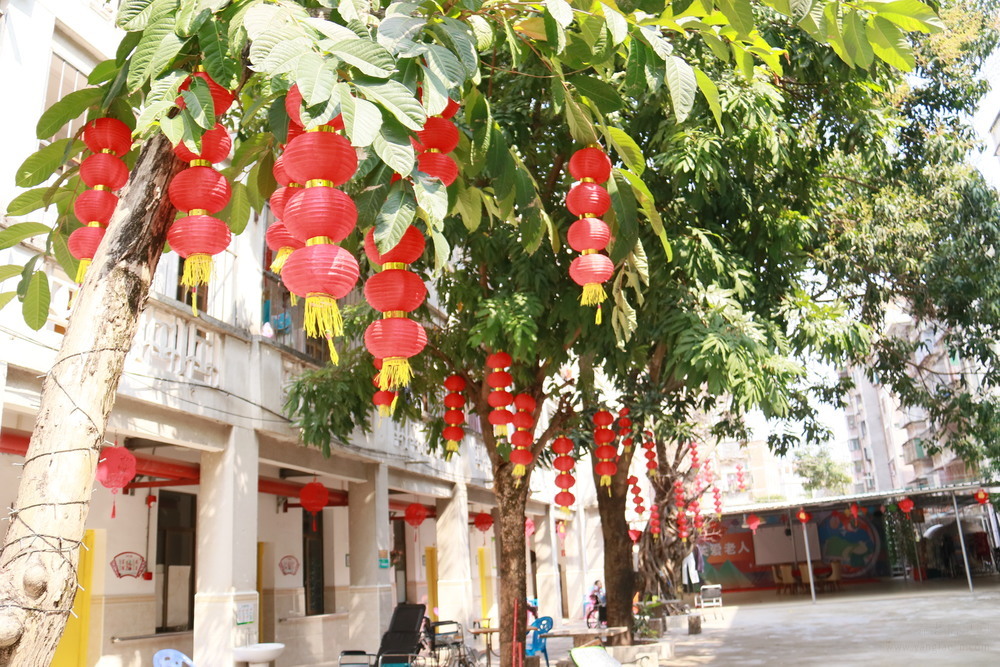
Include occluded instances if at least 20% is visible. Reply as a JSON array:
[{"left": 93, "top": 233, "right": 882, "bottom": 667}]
[
  {"left": 777, "top": 564, "right": 797, "bottom": 594},
  {"left": 798, "top": 562, "right": 815, "bottom": 592},
  {"left": 525, "top": 616, "right": 553, "bottom": 667},
  {"left": 695, "top": 584, "right": 722, "bottom": 608},
  {"left": 824, "top": 560, "right": 843, "bottom": 592},
  {"left": 153, "top": 649, "right": 195, "bottom": 667}
]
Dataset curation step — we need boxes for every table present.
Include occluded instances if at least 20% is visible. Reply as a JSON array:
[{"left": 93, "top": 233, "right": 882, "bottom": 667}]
[
  {"left": 541, "top": 626, "right": 628, "bottom": 647},
  {"left": 469, "top": 627, "right": 499, "bottom": 667}
]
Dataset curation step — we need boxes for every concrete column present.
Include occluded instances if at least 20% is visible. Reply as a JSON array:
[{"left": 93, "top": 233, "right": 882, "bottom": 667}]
[
  {"left": 348, "top": 462, "right": 393, "bottom": 648},
  {"left": 435, "top": 482, "right": 472, "bottom": 628},
  {"left": 193, "top": 427, "right": 260, "bottom": 665},
  {"left": 533, "top": 508, "right": 561, "bottom": 622}
]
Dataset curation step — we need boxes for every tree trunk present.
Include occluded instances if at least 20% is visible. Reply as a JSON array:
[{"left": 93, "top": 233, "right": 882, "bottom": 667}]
[
  {"left": 493, "top": 466, "right": 530, "bottom": 667},
  {"left": 0, "top": 133, "right": 182, "bottom": 663},
  {"left": 597, "top": 483, "right": 634, "bottom": 642}
]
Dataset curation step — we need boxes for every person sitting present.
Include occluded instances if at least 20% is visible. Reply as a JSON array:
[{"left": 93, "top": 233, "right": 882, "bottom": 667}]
[{"left": 590, "top": 580, "right": 607, "bottom": 624}]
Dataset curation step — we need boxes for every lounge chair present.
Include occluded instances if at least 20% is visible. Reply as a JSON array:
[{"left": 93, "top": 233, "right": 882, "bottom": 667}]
[{"left": 339, "top": 603, "right": 428, "bottom": 667}]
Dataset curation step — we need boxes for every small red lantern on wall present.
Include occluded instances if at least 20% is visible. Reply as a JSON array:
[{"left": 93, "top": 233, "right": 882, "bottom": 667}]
[
  {"left": 974, "top": 488, "right": 990, "bottom": 505},
  {"left": 746, "top": 513, "right": 761, "bottom": 534},
  {"left": 474, "top": 512, "right": 494, "bottom": 533},
  {"left": 97, "top": 446, "right": 137, "bottom": 519},
  {"left": 300, "top": 481, "right": 329, "bottom": 531},
  {"left": 796, "top": 508, "right": 812, "bottom": 524}
]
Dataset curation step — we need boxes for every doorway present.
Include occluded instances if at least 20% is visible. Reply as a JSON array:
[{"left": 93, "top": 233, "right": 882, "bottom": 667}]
[{"left": 156, "top": 491, "right": 196, "bottom": 632}]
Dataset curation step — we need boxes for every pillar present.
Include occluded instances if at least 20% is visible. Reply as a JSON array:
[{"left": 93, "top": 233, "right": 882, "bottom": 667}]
[
  {"left": 435, "top": 482, "right": 473, "bottom": 627},
  {"left": 193, "top": 427, "right": 260, "bottom": 665},
  {"left": 348, "top": 462, "right": 393, "bottom": 647},
  {"left": 533, "top": 508, "right": 562, "bottom": 622}
]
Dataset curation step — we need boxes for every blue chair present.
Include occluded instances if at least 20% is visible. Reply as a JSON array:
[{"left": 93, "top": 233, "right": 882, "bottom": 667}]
[
  {"left": 525, "top": 616, "right": 553, "bottom": 667},
  {"left": 153, "top": 649, "right": 195, "bottom": 667}
]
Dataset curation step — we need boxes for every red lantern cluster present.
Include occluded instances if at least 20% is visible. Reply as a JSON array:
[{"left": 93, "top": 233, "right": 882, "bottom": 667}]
[
  {"left": 486, "top": 352, "right": 514, "bottom": 437},
  {"left": 592, "top": 410, "right": 617, "bottom": 489},
  {"left": 266, "top": 154, "right": 304, "bottom": 277},
  {"left": 691, "top": 498, "right": 704, "bottom": 533},
  {"left": 167, "top": 118, "right": 233, "bottom": 316},
  {"left": 688, "top": 440, "right": 700, "bottom": 471},
  {"left": 849, "top": 502, "right": 860, "bottom": 521},
  {"left": 974, "top": 488, "right": 990, "bottom": 505},
  {"left": 364, "top": 225, "right": 427, "bottom": 389},
  {"left": 735, "top": 463, "right": 746, "bottom": 491},
  {"left": 713, "top": 487, "right": 723, "bottom": 517},
  {"left": 442, "top": 374, "right": 467, "bottom": 460},
  {"left": 642, "top": 431, "right": 657, "bottom": 476},
  {"left": 628, "top": 475, "right": 645, "bottom": 516},
  {"left": 414, "top": 100, "right": 460, "bottom": 186},
  {"left": 70, "top": 118, "right": 132, "bottom": 284},
  {"left": 649, "top": 504, "right": 661, "bottom": 540},
  {"left": 510, "top": 393, "right": 536, "bottom": 482},
  {"left": 674, "top": 479, "right": 689, "bottom": 542},
  {"left": 300, "top": 480, "right": 329, "bottom": 531},
  {"left": 552, "top": 435, "right": 576, "bottom": 511},
  {"left": 746, "top": 513, "right": 761, "bottom": 534},
  {"left": 565, "top": 145, "right": 614, "bottom": 323},
  {"left": 279, "top": 119, "right": 360, "bottom": 363},
  {"left": 617, "top": 407, "right": 633, "bottom": 453},
  {"left": 96, "top": 445, "right": 137, "bottom": 519}
]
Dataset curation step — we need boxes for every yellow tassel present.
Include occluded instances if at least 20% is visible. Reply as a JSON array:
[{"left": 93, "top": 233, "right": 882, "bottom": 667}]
[
  {"left": 181, "top": 254, "right": 213, "bottom": 287},
  {"left": 75, "top": 258, "right": 91, "bottom": 284},
  {"left": 445, "top": 441, "right": 459, "bottom": 461},
  {"left": 290, "top": 293, "right": 299, "bottom": 307},
  {"left": 600, "top": 475, "right": 611, "bottom": 487},
  {"left": 378, "top": 404, "right": 393, "bottom": 417},
  {"left": 378, "top": 357, "right": 413, "bottom": 390},
  {"left": 191, "top": 288, "right": 199, "bottom": 318},
  {"left": 580, "top": 282, "right": 607, "bottom": 307},
  {"left": 325, "top": 335, "right": 339, "bottom": 365},
  {"left": 304, "top": 294, "right": 343, "bottom": 339},
  {"left": 494, "top": 423, "right": 508, "bottom": 437},
  {"left": 270, "top": 247, "right": 293, "bottom": 274},
  {"left": 595, "top": 307, "right": 602, "bottom": 325},
  {"left": 513, "top": 464, "right": 526, "bottom": 478},
  {"left": 390, "top": 393, "right": 399, "bottom": 413}
]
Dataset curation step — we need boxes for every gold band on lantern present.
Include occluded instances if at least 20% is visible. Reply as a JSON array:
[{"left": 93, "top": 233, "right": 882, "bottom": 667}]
[
  {"left": 383, "top": 262, "right": 407, "bottom": 270},
  {"left": 581, "top": 213, "right": 596, "bottom": 218},
  {"left": 100, "top": 148, "right": 115, "bottom": 154},
  {"left": 189, "top": 208, "right": 209, "bottom": 216},
  {"left": 289, "top": 182, "right": 302, "bottom": 188},
  {"left": 306, "top": 179, "right": 334, "bottom": 188},
  {"left": 306, "top": 236, "right": 333, "bottom": 246},
  {"left": 94, "top": 185, "right": 110, "bottom": 191},
  {"left": 190, "top": 159, "right": 212, "bottom": 167},
  {"left": 307, "top": 125, "right": 337, "bottom": 133},
  {"left": 86, "top": 221, "right": 103, "bottom": 228},
  {"left": 426, "top": 148, "right": 441, "bottom": 153},
  {"left": 383, "top": 310, "right": 406, "bottom": 319},
  {"left": 581, "top": 249, "right": 597, "bottom": 255},
  {"left": 581, "top": 177, "right": 595, "bottom": 183}
]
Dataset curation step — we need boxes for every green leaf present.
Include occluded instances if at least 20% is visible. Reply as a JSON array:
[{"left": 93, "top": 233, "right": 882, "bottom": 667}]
[
  {"left": 51, "top": 227, "right": 78, "bottom": 279},
  {"left": 570, "top": 76, "right": 623, "bottom": 114},
  {"left": 866, "top": 16, "right": 915, "bottom": 71},
  {"left": 624, "top": 41, "right": 648, "bottom": 95},
  {"left": 5, "top": 188, "right": 52, "bottom": 217},
  {"left": 21, "top": 270, "right": 50, "bottom": 331},
  {"left": 718, "top": 0, "right": 756, "bottom": 37},
  {"left": 437, "top": 18, "right": 480, "bottom": 77},
  {"left": 564, "top": 92, "right": 599, "bottom": 144},
  {"left": 221, "top": 181, "right": 251, "bottom": 235},
  {"left": 664, "top": 56, "right": 697, "bottom": 122},
  {"left": 844, "top": 9, "right": 874, "bottom": 69},
  {"left": 430, "top": 230, "right": 450, "bottom": 273},
  {"left": 603, "top": 126, "right": 645, "bottom": 175},
  {"left": 181, "top": 76, "right": 216, "bottom": 129},
  {"left": 296, "top": 52, "right": 339, "bottom": 107},
  {"left": 615, "top": 168, "right": 670, "bottom": 260},
  {"left": 372, "top": 117, "right": 416, "bottom": 174},
  {"left": 0, "top": 292, "right": 15, "bottom": 312},
  {"left": 375, "top": 180, "right": 417, "bottom": 251},
  {"left": 338, "top": 0, "right": 370, "bottom": 24},
  {"left": 424, "top": 44, "right": 466, "bottom": 90},
  {"left": 118, "top": 0, "right": 158, "bottom": 30},
  {"left": 336, "top": 92, "right": 380, "bottom": 148},
  {"left": 0, "top": 266, "right": 22, "bottom": 283},
  {"left": 601, "top": 3, "right": 628, "bottom": 45},
  {"left": 128, "top": 11, "right": 187, "bottom": 91},
  {"left": 694, "top": 67, "right": 723, "bottom": 130},
  {"left": 35, "top": 88, "right": 104, "bottom": 141},
  {"left": 175, "top": 0, "right": 212, "bottom": 37},
  {"left": 545, "top": 0, "right": 574, "bottom": 27},
  {"left": 377, "top": 15, "right": 425, "bottom": 55},
  {"left": 420, "top": 63, "right": 451, "bottom": 116},
  {"left": 328, "top": 38, "right": 395, "bottom": 78},
  {"left": 354, "top": 78, "right": 425, "bottom": 131},
  {"left": 88, "top": 60, "right": 119, "bottom": 85},
  {"left": 467, "top": 15, "right": 494, "bottom": 51},
  {"left": 877, "top": 0, "right": 944, "bottom": 33},
  {"left": 414, "top": 176, "right": 449, "bottom": 231},
  {"left": 454, "top": 181, "right": 482, "bottom": 232},
  {"left": 608, "top": 171, "right": 638, "bottom": 264},
  {"left": 15, "top": 140, "right": 86, "bottom": 188}
]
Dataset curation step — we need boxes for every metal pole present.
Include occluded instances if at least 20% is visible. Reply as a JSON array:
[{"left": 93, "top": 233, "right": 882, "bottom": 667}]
[
  {"left": 787, "top": 508, "right": 799, "bottom": 564},
  {"left": 952, "top": 492, "right": 974, "bottom": 594},
  {"left": 801, "top": 520, "right": 816, "bottom": 603}
]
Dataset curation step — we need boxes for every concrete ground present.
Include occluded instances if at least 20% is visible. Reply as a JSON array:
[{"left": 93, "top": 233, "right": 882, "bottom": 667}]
[{"left": 543, "top": 576, "right": 1000, "bottom": 666}]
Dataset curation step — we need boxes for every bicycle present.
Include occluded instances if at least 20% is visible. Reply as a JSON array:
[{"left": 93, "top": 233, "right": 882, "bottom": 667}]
[
  {"left": 429, "top": 620, "right": 482, "bottom": 667},
  {"left": 585, "top": 594, "right": 605, "bottom": 629}
]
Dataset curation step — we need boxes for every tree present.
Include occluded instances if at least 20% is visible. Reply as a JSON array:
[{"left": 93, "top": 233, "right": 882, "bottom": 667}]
[
  {"left": 793, "top": 446, "right": 852, "bottom": 494},
  {"left": 0, "top": 0, "right": 944, "bottom": 662}
]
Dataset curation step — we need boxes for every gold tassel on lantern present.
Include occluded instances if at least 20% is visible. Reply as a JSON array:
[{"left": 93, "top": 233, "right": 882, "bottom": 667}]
[
  {"left": 75, "top": 258, "right": 92, "bottom": 284},
  {"left": 270, "top": 246, "right": 294, "bottom": 273},
  {"left": 378, "top": 356, "right": 414, "bottom": 390},
  {"left": 304, "top": 293, "right": 344, "bottom": 338},
  {"left": 181, "top": 253, "right": 213, "bottom": 289},
  {"left": 580, "top": 282, "right": 607, "bottom": 307},
  {"left": 445, "top": 440, "right": 459, "bottom": 461}
]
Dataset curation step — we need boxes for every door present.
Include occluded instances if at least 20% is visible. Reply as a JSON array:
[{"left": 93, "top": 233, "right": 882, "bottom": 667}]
[{"left": 51, "top": 530, "right": 95, "bottom": 667}]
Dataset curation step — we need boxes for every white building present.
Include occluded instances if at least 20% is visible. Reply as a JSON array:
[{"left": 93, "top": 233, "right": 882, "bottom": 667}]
[{"left": 0, "top": 3, "right": 606, "bottom": 665}]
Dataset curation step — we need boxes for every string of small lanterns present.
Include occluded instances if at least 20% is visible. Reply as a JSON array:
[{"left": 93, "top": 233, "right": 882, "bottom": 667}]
[
  {"left": 565, "top": 145, "right": 614, "bottom": 323},
  {"left": 442, "top": 374, "right": 467, "bottom": 460}
]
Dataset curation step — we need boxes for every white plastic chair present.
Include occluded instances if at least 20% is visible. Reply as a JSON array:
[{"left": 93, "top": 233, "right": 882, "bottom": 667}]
[{"left": 153, "top": 649, "right": 195, "bottom": 667}]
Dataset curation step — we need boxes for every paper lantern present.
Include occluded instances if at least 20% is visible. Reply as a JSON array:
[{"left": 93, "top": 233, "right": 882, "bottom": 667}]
[
  {"left": 365, "top": 226, "right": 426, "bottom": 265},
  {"left": 405, "top": 502, "right": 429, "bottom": 529},
  {"left": 300, "top": 481, "right": 329, "bottom": 531},
  {"left": 167, "top": 215, "right": 232, "bottom": 313},
  {"left": 713, "top": 487, "right": 723, "bottom": 517},
  {"left": 442, "top": 374, "right": 466, "bottom": 460},
  {"left": 168, "top": 166, "right": 231, "bottom": 214},
  {"left": 473, "top": 512, "right": 493, "bottom": 533},
  {"left": 486, "top": 352, "right": 513, "bottom": 437},
  {"left": 746, "top": 513, "right": 761, "bottom": 534},
  {"left": 415, "top": 117, "right": 460, "bottom": 153},
  {"left": 525, "top": 517, "right": 536, "bottom": 538},
  {"left": 178, "top": 71, "right": 235, "bottom": 116},
  {"left": 509, "top": 393, "right": 536, "bottom": 482},
  {"left": 74, "top": 189, "right": 118, "bottom": 226},
  {"left": 592, "top": 410, "right": 616, "bottom": 488},
  {"left": 265, "top": 221, "right": 304, "bottom": 274},
  {"left": 898, "top": 497, "right": 914, "bottom": 516},
  {"left": 282, "top": 130, "right": 357, "bottom": 186},
  {"left": 284, "top": 84, "right": 344, "bottom": 130},
  {"left": 96, "top": 446, "right": 137, "bottom": 519},
  {"left": 569, "top": 146, "right": 612, "bottom": 183},
  {"left": 80, "top": 153, "right": 129, "bottom": 190},
  {"left": 282, "top": 186, "right": 357, "bottom": 243},
  {"left": 850, "top": 502, "right": 860, "bottom": 520},
  {"left": 974, "top": 488, "right": 990, "bottom": 505},
  {"left": 68, "top": 224, "right": 106, "bottom": 283},
  {"left": 796, "top": 508, "right": 812, "bottom": 523},
  {"left": 416, "top": 151, "right": 458, "bottom": 185},
  {"left": 173, "top": 122, "right": 232, "bottom": 163},
  {"left": 364, "top": 317, "right": 427, "bottom": 386},
  {"left": 628, "top": 529, "right": 642, "bottom": 544},
  {"left": 373, "top": 389, "right": 397, "bottom": 416},
  {"left": 83, "top": 117, "right": 132, "bottom": 156}
]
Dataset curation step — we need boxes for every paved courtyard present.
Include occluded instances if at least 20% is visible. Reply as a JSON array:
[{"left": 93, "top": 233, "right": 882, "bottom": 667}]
[{"left": 669, "top": 578, "right": 1000, "bottom": 665}]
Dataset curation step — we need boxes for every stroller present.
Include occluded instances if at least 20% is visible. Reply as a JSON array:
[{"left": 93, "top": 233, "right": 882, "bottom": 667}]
[{"left": 340, "top": 603, "right": 428, "bottom": 667}]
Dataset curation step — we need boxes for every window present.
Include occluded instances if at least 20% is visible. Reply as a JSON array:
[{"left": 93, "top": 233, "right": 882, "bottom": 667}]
[
  {"left": 156, "top": 491, "right": 197, "bottom": 632},
  {"left": 848, "top": 438, "right": 861, "bottom": 452},
  {"left": 44, "top": 53, "right": 89, "bottom": 144}
]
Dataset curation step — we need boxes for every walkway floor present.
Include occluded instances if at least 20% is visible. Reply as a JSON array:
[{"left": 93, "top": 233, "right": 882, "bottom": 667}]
[{"left": 546, "top": 577, "right": 1000, "bottom": 666}]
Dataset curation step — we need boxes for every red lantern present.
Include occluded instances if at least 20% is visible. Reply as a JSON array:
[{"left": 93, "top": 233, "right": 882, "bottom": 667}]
[
  {"left": 300, "top": 481, "right": 329, "bottom": 531},
  {"left": 746, "top": 513, "right": 761, "bottom": 534},
  {"left": 713, "top": 487, "right": 723, "bottom": 517},
  {"left": 284, "top": 84, "right": 344, "bottom": 131},
  {"left": 486, "top": 352, "right": 513, "bottom": 437},
  {"left": 416, "top": 152, "right": 458, "bottom": 185},
  {"left": 564, "top": 160, "right": 615, "bottom": 322},
  {"left": 282, "top": 131, "right": 357, "bottom": 186},
  {"left": 649, "top": 507, "right": 661, "bottom": 539},
  {"left": 474, "top": 512, "right": 494, "bottom": 533},
  {"left": 373, "top": 389, "right": 397, "bottom": 416},
  {"left": 552, "top": 435, "right": 576, "bottom": 512},
  {"left": 628, "top": 529, "right": 642, "bottom": 544},
  {"left": 850, "top": 502, "right": 860, "bottom": 520},
  {"left": 80, "top": 153, "right": 129, "bottom": 190},
  {"left": 97, "top": 446, "right": 136, "bottom": 519},
  {"left": 593, "top": 410, "right": 617, "bottom": 488},
  {"left": 796, "top": 508, "right": 812, "bottom": 523},
  {"left": 178, "top": 71, "right": 235, "bottom": 116},
  {"left": 510, "top": 393, "right": 536, "bottom": 482},
  {"left": 167, "top": 215, "right": 232, "bottom": 314},
  {"left": 68, "top": 224, "right": 106, "bottom": 283},
  {"left": 569, "top": 146, "right": 612, "bottom": 183},
  {"left": 173, "top": 122, "right": 232, "bottom": 163},
  {"left": 83, "top": 117, "right": 132, "bottom": 156},
  {"left": 898, "top": 497, "right": 914, "bottom": 516},
  {"left": 265, "top": 221, "right": 304, "bottom": 274},
  {"left": 405, "top": 503, "right": 429, "bottom": 529},
  {"left": 415, "top": 117, "right": 460, "bottom": 153},
  {"left": 74, "top": 189, "right": 118, "bottom": 226},
  {"left": 169, "top": 166, "right": 231, "bottom": 213},
  {"left": 974, "top": 488, "right": 990, "bottom": 505}
]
